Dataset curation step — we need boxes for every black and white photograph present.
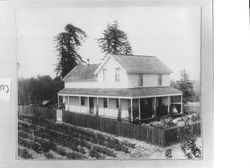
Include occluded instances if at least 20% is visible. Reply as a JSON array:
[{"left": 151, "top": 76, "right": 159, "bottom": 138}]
[{"left": 16, "top": 6, "right": 203, "bottom": 160}]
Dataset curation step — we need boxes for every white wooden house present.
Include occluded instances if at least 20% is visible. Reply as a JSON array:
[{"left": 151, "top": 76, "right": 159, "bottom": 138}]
[{"left": 58, "top": 54, "right": 182, "bottom": 122}]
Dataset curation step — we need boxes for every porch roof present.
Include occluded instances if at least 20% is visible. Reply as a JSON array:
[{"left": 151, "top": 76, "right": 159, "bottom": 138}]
[{"left": 58, "top": 86, "right": 181, "bottom": 98}]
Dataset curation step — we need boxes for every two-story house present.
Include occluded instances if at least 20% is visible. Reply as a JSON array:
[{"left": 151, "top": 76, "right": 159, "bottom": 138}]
[{"left": 58, "top": 54, "right": 182, "bottom": 123}]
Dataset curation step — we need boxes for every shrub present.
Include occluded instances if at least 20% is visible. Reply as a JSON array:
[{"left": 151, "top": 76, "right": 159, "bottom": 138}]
[
  {"left": 165, "top": 149, "right": 172, "bottom": 159},
  {"left": 18, "top": 131, "right": 32, "bottom": 139},
  {"left": 54, "top": 147, "right": 67, "bottom": 156},
  {"left": 18, "top": 148, "right": 33, "bottom": 159},
  {"left": 19, "top": 138, "right": 42, "bottom": 153},
  {"left": 93, "top": 146, "right": 116, "bottom": 157},
  {"left": 178, "top": 123, "right": 202, "bottom": 159},
  {"left": 44, "top": 152, "right": 54, "bottom": 159},
  {"left": 190, "top": 114, "right": 200, "bottom": 123},
  {"left": 89, "top": 149, "right": 104, "bottom": 159},
  {"left": 40, "top": 140, "right": 56, "bottom": 153},
  {"left": 121, "top": 141, "right": 136, "bottom": 149},
  {"left": 66, "top": 152, "right": 85, "bottom": 160}
]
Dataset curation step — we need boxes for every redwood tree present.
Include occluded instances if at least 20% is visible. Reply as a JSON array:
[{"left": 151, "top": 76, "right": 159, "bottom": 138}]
[
  {"left": 97, "top": 21, "right": 133, "bottom": 57},
  {"left": 55, "top": 24, "right": 87, "bottom": 78}
]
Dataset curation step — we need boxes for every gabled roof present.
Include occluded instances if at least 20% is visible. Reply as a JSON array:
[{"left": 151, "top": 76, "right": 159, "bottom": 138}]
[
  {"left": 63, "top": 64, "right": 99, "bottom": 82},
  {"left": 58, "top": 86, "right": 181, "bottom": 98},
  {"left": 63, "top": 54, "right": 172, "bottom": 82},
  {"left": 111, "top": 54, "right": 173, "bottom": 74}
]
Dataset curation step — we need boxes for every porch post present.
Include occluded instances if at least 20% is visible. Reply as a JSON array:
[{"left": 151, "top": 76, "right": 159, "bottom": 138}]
[
  {"left": 138, "top": 98, "right": 141, "bottom": 121},
  {"left": 130, "top": 98, "right": 133, "bottom": 122},
  {"left": 79, "top": 96, "right": 81, "bottom": 113},
  {"left": 57, "top": 95, "right": 60, "bottom": 108},
  {"left": 153, "top": 97, "right": 157, "bottom": 120},
  {"left": 96, "top": 97, "right": 99, "bottom": 116},
  {"left": 181, "top": 94, "right": 183, "bottom": 113},
  {"left": 168, "top": 96, "right": 171, "bottom": 115},
  {"left": 118, "top": 98, "right": 121, "bottom": 121},
  {"left": 107, "top": 98, "right": 109, "bottom": 108},
  {"left": 87, "top": 96, "right": 89, "bottom": 113},
  {"left": 67, "top": 96, "right": 69, "bottom": 111}
]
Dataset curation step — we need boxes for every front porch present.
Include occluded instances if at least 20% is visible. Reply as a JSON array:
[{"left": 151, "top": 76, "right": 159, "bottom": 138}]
[{"left": 58, "top": 94, "right": 183, "bottom": 124}]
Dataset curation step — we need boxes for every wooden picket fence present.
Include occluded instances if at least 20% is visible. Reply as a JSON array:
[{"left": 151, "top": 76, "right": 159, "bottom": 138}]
[
  {"left": 18, "top": 105, "right": 201, "bottom": 146},
  {"left": 62, "top": 110, "right": 201, "bottom": 146}
]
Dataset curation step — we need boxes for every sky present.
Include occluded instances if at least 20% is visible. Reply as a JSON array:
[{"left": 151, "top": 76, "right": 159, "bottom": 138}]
[{"left": 17, "top": 7, "right": 200, "bottom": 81}]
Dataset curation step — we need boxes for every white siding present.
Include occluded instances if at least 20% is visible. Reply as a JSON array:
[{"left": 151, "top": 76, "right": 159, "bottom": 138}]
[
  {"left": 99, "top": 98, "right": 118, "bottom": 118},
  {"left": 97, "top": 57, "right": 128, "bottom": 88},
  {"left": 143, "top": 74, "right": 158, "bottom": 87},
  {"left": 65, "top": 96, "right": 91, "bottom": 114},
  {"left": 65, "top": 57, "right": 129, "bottom": 88},
  {"left": 68, "top": 96, "right": 80, "bottom": 112},
  {"left": 121, "top": 99, "right": 129, "bottom": 119},
  {"left": 127, "top": 74, "right": 171, "bottom": 88},
  {"left": 65, "top": 96, "right": 129, "bottom": 120},
  {"left": 162, "top": 74, "right": 170, "bottom": 86},
  {"left": 65, "top": 81, "right": 99, "bottom": 88},
  {"left": 127, "top": 74, "right": 139, "bottom": 88}
]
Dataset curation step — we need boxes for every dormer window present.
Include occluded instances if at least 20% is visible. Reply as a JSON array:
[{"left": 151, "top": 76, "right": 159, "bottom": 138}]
[
  {"left": 158, "top": 74, "right": 162, "bottom": 86},
  {"left": 138, "top": 74, "right": 143, "bottom": 86},
  {"left": 103, "top": 68, "right": 107, "bottom": 81},
  {"left": 115, "top": 68, "right": 120, "bottom": 82}
]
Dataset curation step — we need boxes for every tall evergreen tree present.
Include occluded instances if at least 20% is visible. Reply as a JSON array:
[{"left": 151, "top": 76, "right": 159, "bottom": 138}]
[
  {"left": 55, "top": 24, "right": 87, "bottom": 78},
  {"left": 97, "top": 21, "right": 133, "bottom": 57},
  {"left": 171, "top": 70, "right": 195, "bottom": 104}
]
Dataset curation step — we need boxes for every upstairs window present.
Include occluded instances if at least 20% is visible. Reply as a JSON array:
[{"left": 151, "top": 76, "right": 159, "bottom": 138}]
[
  {"left": 138, "top": 74, "right": 143, "bottom": 86},
  {"left": 158, "top": 74, "right": 162, "bottom": 86},
  {"left": 80, "top": 97, "right": 85, "bottom": 106},
  {"left": 103, "top": 98, "right": 108, "bottom": 108},
  {"left": 115, "top": 68, "right": 120, "bottom": 82},
  {"left": 103, "top": 69, "right": 107, "bottom": 81}
]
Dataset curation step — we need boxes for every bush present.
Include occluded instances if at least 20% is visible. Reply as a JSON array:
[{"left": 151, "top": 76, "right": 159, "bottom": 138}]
[
  {"left": 190, "top": 114, "right": 200, "bottom": 123},
  {"left": 19, "top": 138, "right": 42, "bottom": 153},
  {"left": 121, "top": 141, "right": 136, "bottom": 149},
  {"left": 89, "top": 149, "right": 104, "bottom": 159},
  {"left": 54, "top": 147, "right": 67, "bottom": 156},
  {"left": 93, "top": 146, "right": 116, "bottom": 157},
  {"left": 18, "top": 131, "right": 32, "bottom": 139},
  {"left": 44, "top": 152, "right": 54, "bottom": 159},
  {"left": 179, "top": 123, "right": 202, "bottom": 159},
  {"left": 40, "top": 140, "right": 56, "bottom": 153},
  {"left": 66, "top": 152, "right": 85, "bottom": 160},
  {"left": 18, "top": 148, "right": 33, "bottom": 159},
  {"left": 165, "top": 149, "right": 172, "bottom": 159}
]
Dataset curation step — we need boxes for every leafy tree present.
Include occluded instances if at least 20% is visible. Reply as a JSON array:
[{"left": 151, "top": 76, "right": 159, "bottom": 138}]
[
  {"left": 97, "top": 21, "right": 133, "bottom": 57},
  {"left": 55, "top": 24, "right": 87, "bottom": 78},
  {"left": 18, "top": 76, "right": 64, "bottom": 105},
  {"left": 171, "top": 70, "right": 195, "bottom": 105}
]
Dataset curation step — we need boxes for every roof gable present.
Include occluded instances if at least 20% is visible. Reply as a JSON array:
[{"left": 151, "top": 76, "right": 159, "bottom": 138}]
[
  {"left": 111, "top": 54, "right": 172, "bottom": 74},
  {"left": 63, "top": 63, "right": 99, "bottom": 82},
  {"left": 94, "top": 55, "right": 127, "bottom": 75}
]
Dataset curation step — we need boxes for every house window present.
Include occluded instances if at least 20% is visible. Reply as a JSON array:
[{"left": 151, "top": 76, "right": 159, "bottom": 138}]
[
  {"left": 80, "top": 97, "right": 85, "bottom": 106},
  {"left": 116, "top": 99, "right": 119, "bottom": 108},
  {"left": 115, "top": 68, "right": 120, "bottom": 82},
  {"left": 158, "top": 74, "right": 162, "bottom": 85},
  {"left": 138, "top": 74, "right": 143, "bottom": 86},
  {"left": 104, "top": 98, "right": 108, "bottom": 108},
  {"left": 103, "top": 69, "right": 107, "bottom": 81}
]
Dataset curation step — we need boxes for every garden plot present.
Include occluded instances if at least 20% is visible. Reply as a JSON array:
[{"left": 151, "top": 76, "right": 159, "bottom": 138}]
[
  {"left": 18, "top": 116, "right": 201, "bottom": 160},
  {"left": 141, "top": 113, "right": 200, "bottom": 129}
]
